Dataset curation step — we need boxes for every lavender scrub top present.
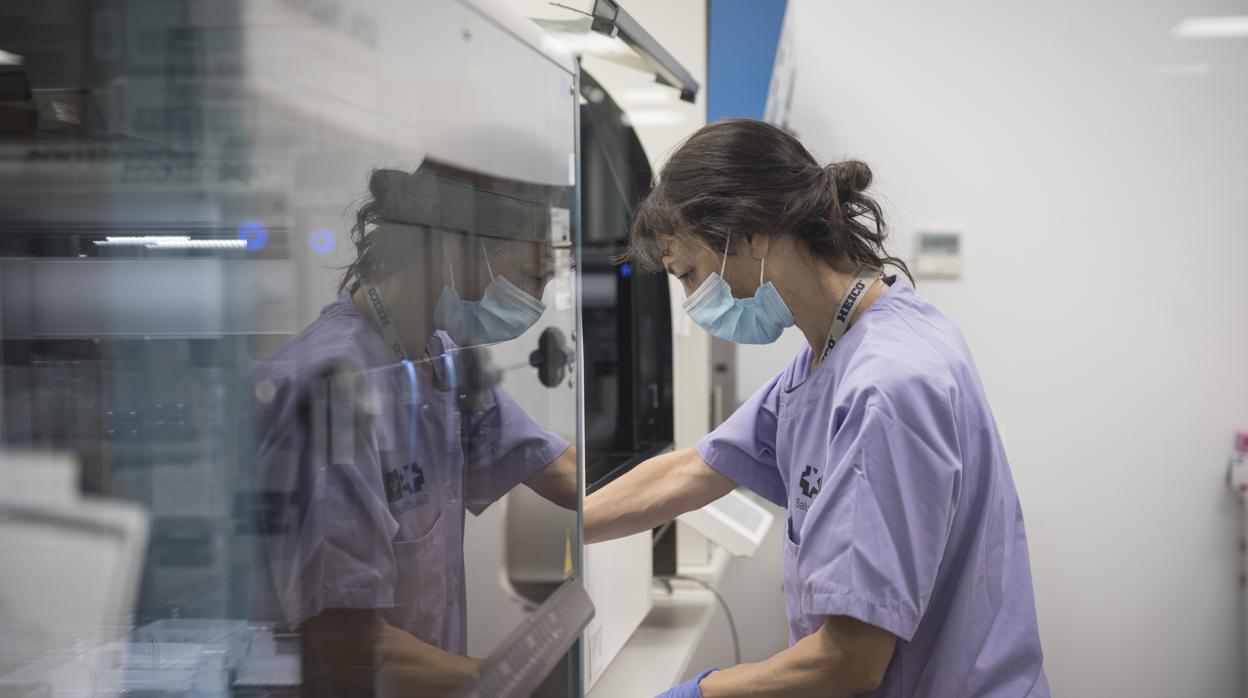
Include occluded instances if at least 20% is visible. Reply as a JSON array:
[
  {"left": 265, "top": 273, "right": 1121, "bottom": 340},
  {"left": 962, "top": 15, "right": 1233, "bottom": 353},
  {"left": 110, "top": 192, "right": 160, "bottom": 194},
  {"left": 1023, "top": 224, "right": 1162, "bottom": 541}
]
[
  {"left": 252, "top": 290, "right": 569, "bottom": 655},
  {"left": 697, "top": 276, "right": 1049, "bottom": 697}
]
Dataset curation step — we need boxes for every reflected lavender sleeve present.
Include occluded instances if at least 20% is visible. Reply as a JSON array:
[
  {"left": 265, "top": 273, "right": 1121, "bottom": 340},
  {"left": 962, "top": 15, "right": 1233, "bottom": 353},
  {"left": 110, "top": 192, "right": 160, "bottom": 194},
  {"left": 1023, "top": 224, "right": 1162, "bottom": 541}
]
[
  {"left": 462, "top": 385, "right": 571, "bottom": 515},
  {"left": 694, "top": 369, "right": 787, "bottom": 507}
]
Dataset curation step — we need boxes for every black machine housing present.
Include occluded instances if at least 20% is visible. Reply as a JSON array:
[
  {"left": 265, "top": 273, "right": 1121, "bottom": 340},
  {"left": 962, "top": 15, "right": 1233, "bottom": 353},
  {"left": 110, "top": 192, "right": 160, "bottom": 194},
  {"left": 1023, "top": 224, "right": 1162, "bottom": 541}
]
[{"left": 578, "top": 70, "right": 674, "bottom": 493}]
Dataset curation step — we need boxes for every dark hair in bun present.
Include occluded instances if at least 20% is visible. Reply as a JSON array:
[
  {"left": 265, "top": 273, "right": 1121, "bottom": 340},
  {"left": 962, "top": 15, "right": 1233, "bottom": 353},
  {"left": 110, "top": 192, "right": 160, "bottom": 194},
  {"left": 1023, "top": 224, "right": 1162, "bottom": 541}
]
[{"left": 626, "top": 118, "right": 911, "bottom": 282}]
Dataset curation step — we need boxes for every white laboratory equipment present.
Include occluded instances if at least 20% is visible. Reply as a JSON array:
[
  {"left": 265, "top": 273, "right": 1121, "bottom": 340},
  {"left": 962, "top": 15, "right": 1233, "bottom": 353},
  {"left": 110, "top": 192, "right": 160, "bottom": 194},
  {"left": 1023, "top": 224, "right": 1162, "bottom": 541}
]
[
  {"left": 1229, "top": 430, "right": 1248, "bottom": 697},
  {"left": 678, "top": 489, "right": 775, "bottom": 559},
  {"left": 1, "top": 0, "right": 588, "bottom": 695},
  {"left": 0, "top": 453, "right": 149, "bottom": 659}
]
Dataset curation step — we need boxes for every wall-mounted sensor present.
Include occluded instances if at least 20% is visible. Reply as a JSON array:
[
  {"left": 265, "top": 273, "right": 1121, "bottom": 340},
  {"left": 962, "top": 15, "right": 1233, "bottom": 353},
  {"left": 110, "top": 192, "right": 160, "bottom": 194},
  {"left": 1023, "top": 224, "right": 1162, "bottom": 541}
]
[{"left": 914, "top": 230, "right": 962, "bottom": 279}]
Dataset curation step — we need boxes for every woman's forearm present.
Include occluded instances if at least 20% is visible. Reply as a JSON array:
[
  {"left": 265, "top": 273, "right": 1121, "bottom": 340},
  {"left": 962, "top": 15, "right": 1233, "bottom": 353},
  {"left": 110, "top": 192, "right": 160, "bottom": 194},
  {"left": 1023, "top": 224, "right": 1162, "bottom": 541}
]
[
  {"left": 584, "top": 447, "right": 735, "bottom": 543},
  {"left": 303, "top": 610, "right": 480, "bottom": 698},
  {"left": 524, "top": 445, "right": 578, "bottom": 510},
  {"left": 375, "top": 621, "right": 481, "bottom": 697},
  {"left": 699, "top": 616, "right": 895, "bottom": 698}
]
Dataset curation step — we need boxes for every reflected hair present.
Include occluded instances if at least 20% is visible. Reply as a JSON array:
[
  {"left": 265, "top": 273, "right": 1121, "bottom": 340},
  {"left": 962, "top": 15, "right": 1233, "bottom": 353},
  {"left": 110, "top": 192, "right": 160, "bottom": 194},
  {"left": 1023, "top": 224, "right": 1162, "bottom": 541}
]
[
  {"left": 625, "top": 119, "right": 911, "bottom": 282},
  {"left": 338, "top": 168, "right": 429, "bottom": 292}
]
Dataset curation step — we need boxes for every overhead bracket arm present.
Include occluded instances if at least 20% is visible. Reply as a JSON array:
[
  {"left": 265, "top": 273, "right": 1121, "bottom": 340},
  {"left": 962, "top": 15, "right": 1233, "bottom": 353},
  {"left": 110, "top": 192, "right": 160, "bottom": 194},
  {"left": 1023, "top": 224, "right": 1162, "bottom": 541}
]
[{"left": 589, "top": 0, "right": 700, "bottom": 103}]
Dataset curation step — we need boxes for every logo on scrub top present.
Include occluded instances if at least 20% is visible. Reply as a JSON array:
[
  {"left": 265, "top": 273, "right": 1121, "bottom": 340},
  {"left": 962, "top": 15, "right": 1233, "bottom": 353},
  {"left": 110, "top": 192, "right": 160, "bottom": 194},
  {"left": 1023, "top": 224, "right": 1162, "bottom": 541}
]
[
  {"left": 799, "top": 465, "right": 822, "bottom": 499},
  {"left": 384, "top": 462, "right": 426, "bottom": 505}
]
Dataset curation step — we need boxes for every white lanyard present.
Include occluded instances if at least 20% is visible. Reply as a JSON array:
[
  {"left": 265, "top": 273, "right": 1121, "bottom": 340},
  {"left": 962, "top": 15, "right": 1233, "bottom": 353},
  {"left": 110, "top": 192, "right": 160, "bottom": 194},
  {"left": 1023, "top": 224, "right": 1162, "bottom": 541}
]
[
  {"left": 363, "top": 284, "right": 410, "bottom": 360},
  {"left": 819, "top": 268, "right": 880, "bottom": 364}
]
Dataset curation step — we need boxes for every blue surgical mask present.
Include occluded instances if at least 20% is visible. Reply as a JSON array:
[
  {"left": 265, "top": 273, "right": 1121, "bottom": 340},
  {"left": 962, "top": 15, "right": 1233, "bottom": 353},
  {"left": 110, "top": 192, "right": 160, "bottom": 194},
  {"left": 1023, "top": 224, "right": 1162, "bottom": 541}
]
[
  {"left": 434, "top": 244, "right": 546, "bottom": 346},
  {"left": 681, "top": 235, "right": 794, "bottom": 344}
]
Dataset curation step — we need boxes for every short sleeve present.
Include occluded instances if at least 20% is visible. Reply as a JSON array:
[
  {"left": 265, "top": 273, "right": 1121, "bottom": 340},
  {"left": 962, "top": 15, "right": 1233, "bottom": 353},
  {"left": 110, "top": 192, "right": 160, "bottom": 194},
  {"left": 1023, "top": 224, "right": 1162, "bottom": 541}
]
[
  {"left": 253, "top": 366, "right": 400, "bottom": 629},
  {"left": 695, "top": 369, "right": 786, "bottom": 506},
  {"left": 462, "top": 385, "right": 571, "bottom": 516},
  {"left": 794, "top": 385, "right": 962, "bottom": 641}
]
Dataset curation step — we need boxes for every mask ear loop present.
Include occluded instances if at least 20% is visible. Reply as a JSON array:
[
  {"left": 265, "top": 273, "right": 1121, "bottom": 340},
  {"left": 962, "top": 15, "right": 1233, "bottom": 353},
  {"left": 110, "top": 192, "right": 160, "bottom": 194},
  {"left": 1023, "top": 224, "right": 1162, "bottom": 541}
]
[
  {"left": 719, "top": 231, "right": 731, "bottom": 277},
  {"left": 447, "top": 259, "right": 457, "bottom": 293},
  {"left": 481, "top": 240, "right": 496, "bottom": 281},
  {"left": 759, "top": 256, "right": 766, "bottom": 286}
]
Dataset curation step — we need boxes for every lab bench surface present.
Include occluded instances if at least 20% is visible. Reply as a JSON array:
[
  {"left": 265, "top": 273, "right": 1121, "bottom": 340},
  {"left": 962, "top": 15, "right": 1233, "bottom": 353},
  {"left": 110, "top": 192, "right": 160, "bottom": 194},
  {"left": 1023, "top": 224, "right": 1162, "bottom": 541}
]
[{"left": 588, "top": 547, "right": 733, "bottom": 697}]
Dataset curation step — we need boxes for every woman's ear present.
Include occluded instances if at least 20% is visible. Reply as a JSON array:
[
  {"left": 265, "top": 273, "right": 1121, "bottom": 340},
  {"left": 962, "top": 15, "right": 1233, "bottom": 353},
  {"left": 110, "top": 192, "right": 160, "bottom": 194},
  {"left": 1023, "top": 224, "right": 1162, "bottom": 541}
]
[{"left": 747, "top": 232, "right": 772, "bottom": 261}]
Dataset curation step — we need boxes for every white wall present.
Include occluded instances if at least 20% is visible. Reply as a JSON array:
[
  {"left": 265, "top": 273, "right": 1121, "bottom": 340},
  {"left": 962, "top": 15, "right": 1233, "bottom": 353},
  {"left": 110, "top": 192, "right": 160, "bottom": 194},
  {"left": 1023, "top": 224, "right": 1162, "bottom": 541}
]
[{"left": 748, "top": 1, "right": 1248, "bottom": 695}]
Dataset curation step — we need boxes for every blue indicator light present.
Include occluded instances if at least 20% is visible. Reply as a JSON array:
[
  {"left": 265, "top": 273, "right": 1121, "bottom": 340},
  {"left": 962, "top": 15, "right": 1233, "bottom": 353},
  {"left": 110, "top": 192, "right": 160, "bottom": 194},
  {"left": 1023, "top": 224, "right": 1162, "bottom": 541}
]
[
  {"left": 309, "top": 229, "right": 335, "bottom": 255},
  {"left": 620, "top": 262, "right": 632, "bottom": 278},
  {"left": 237, "top": 220, "right": 268, "bottom": 251}
]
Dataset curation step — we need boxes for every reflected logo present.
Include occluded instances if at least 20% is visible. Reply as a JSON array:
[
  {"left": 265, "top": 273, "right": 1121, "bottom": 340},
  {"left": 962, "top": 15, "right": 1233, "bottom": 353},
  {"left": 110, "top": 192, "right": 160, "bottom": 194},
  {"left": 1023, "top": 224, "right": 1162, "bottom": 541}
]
[
  {"left": 799, "top": 465, "right": 822, "bottom": 498},
  {"left": 385, "top": 462, "right": 426, "bottom": 504}
]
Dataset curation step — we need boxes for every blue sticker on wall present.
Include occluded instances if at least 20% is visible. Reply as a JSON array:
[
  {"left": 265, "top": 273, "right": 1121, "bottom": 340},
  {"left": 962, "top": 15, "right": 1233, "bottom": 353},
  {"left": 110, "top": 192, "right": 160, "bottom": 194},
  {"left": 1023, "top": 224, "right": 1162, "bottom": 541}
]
[{"left": 237, "top": 221, "right": 269, "bottom": 251}]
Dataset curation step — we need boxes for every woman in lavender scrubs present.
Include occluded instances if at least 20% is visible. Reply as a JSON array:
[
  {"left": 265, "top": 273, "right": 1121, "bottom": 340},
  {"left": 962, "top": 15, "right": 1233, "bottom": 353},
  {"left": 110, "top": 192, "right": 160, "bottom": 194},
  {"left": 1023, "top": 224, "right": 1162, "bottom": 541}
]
[{"left": 586, "top": 120, "right": 1048, "bottom": 698}]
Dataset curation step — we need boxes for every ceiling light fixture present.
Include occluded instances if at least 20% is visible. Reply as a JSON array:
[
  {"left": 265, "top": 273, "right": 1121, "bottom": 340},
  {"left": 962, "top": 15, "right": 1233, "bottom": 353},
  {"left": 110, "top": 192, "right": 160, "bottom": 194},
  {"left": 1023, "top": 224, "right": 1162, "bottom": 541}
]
[
  {"left": 94, "top": 236, "right": 192, "bottom": 247},
  {"left": 93, "top": 236, "right": 247, "bottom": 250},
  {"left": 1173, "top": 16, "right": 1248, "bottom": 39}
]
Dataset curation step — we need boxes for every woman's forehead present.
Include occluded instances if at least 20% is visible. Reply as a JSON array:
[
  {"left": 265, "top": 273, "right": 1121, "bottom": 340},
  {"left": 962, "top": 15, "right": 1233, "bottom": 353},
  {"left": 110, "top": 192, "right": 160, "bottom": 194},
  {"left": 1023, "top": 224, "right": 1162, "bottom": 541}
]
[
  {"left": 659, "top": 232, "right": 721, "bottom": 261},
  {"left": 656, "top": 233, "right": 676, "bottom": 257},
  {"left": 658, "top": 233, "right": 700, "bottom": 258}
]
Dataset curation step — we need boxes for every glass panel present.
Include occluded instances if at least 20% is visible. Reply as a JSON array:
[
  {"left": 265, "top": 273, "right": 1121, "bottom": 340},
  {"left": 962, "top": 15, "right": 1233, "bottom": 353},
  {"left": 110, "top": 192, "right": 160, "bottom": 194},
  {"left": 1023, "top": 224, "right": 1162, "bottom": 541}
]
[{"left": 0, "top": 2, "right": 583, "bottom": 697}]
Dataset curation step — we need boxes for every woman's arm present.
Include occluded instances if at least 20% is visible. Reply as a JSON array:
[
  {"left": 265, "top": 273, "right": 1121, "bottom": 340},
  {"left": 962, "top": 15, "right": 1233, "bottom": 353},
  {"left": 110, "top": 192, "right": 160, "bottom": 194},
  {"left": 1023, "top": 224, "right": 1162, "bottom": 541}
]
[
  {"left": 585, "top": 447, "right": 737, "bottom": 544},
  {"left": 524, "top": 445, "right": 578, "bottom": 509},
  {"left": 303, "top": 609, "right": 480, "bottom": 698},
  {"left": 699, "top": 616, "right": 895, "bottom": 698}
]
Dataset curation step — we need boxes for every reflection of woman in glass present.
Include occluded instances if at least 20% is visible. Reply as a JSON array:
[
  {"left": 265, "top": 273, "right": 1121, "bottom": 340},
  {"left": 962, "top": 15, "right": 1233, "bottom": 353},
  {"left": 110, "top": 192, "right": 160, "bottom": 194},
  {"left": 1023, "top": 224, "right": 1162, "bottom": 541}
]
[{"left": 252, "top": 167, "right": 577, "bottom": 696}]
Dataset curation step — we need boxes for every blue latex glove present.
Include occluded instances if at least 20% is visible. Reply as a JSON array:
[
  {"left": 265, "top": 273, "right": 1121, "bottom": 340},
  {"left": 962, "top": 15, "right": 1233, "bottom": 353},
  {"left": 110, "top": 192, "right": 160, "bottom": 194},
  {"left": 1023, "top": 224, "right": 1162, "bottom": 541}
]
[{"left": 654, "top": 668, "right": 717, "bottom": 698}]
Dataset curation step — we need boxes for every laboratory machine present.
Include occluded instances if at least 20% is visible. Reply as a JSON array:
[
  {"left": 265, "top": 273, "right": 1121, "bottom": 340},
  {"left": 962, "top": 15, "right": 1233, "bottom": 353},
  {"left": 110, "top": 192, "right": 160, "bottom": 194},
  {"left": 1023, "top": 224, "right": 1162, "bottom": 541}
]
[{"left": 1, "top": 0, "right": 591, "bottom": 695}]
